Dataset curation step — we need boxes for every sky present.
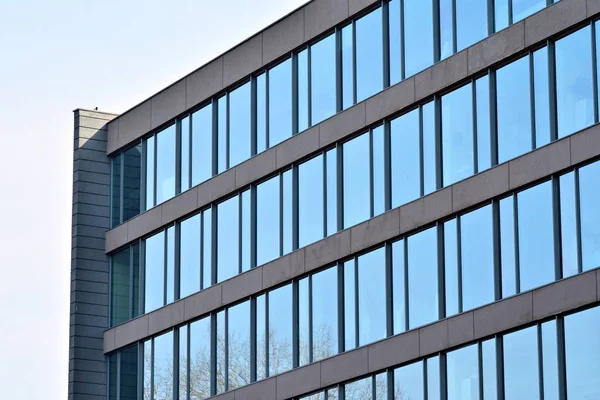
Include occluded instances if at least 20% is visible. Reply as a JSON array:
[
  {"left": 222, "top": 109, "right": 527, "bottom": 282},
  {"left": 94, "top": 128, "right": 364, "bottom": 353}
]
[{"left": 0, "top": 1, "right": 308, "bottom": 398}]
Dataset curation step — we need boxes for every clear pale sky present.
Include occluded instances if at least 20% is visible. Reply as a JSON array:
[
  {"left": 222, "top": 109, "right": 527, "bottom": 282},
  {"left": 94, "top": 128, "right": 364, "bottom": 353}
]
[{"left": 0, "top": 1, "right": 308, "bottom": 398}]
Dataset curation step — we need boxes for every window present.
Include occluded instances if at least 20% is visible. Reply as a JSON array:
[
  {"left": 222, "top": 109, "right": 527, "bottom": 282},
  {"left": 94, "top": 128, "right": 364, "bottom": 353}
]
[
  {"left": 560, "top": 172, "right": 578, "bottom": 278},
  {"left": 394, "top": 361, "right": 424, "bottom": 400},
  {"left": 579, "top": 161, "right": 600, "bottom": 271},
  {"left": 482, "top": 339, "right": 497, "bottom": 400},
  {"left": 145, "top": 137, "right": 155, "bottom": 210},
  {"left": 191, "top": 104, "right": 213, "bottom": 186},
  {"left": 356, "top": 8, "right": 383, "bottom": 102},
  {"left": 268, "top": 283, "right": 293, "bottom": 375},
  {"left": 111, "top": 247, "right": 132, "bottom": 326},
  {"left": 311, "top": 34, "right": 337, "bottom": 125},
  {"left": 298, "top": 155, "right": 324, "bottom": 248},
  {"left": 500, "top": 196, "right": 517, "bottom": 297},
  {"left": 202, "top": 208, "right": 213, "bottom": 289},
  {"left": 156, "top": 125, "right": 176, "bottom": 205},
  {"left": 442, "top": 84, "right": 474, "bottom": 186},
  {"left": 565, "top": 306, "right": 600, "bottom": 399},
  {"left": 440, "top": 0, "right": 454, "bottom": 59},
  {"left": 456, "top": 0, "right": 488, "bottom": 51},
  {"left": 444, "top": 219, "right": 459, "bottom": 316},
  {"left": 357, "top": 247, "right": 386, "bottom": 346},
  {"left": 427, "top": 356, "right": 441, "bottom": 399},
  {"left": 179, "top": 326, "right": 188, "bottom": 400},
  {"left": 391, "top": 109, "right": 420, "bottom": 208},
  {"left": 145, "top": 231, "right": 165, "bottom": 313},
  {"left": 269, "top": 60, "right": 293, "bottom": 147},
  {"left": 181, "top": 116, "right": 190, "bottom": 192},
  {"left": 217, "top": 196, "right": 240, "bottom": 282},
  {"left": 542, "top": 321, "right": 559, "bottom": 400},
  {"left": 404, "top": 0, "right": 434, "bottom": 77},
  {"left": 342, "top": 24, "right": 354, "bottom": 109},
  {"left": 476, "top": 76, "right": 491, "bottom": 171},
  {"left": 298, "top": 50, "right": 309, "bottom": 132},
  {"left": 503, "top": 326, "right": 539, "bottom": 399},
  {"left": 227, "top": 301, "right": 251, "bottom": 390},
  {"left": 408, "top": 227, "right": 438, "bottom": 329},
  {"left": 422, "top": 101, "right": 437, "bottom": 195},
  {"left": 229, "top": 82, "right": 252, "bottom": 167},
  {"left": 190, "top": 317, "right": 211, "bottom": 399},
  {"left": 120, "top": 346, "right": 138, "bottom": 400},
  {"left": 325, "top": 148, "right": 338, "bottom": 236},
  {"left": 257, "top": 73, "right": 268, "bottom": 152},
  {"left": 343, "top": 132, "right": 371, "bottom": 228},
  {"left": 389, "top": 0, "right": 402, "bottom": 85},
  {"left": 154, "top": 331, "right": 174, "bottom": 400},
  {"left": 257, "top": 176, "right": 281, "bottom": 266},
  {"left": 513, "top": 0, "right": 546, "bottom": 23},
  {"left": 533, "top": 47, "right": 551, "bottom": 147},
  {"left": 217, "top": 95, "right": 227, "bottom": 173},
  {"left": 392, "top": 240, "right": 406, "bottom": 334},
  {"left": 447, "top": 344, "right": 479, "bottom": 400},
  {"left": 180, "top": 214, "right": 200, "bottom": 298},
  {"left": 344, "top": 259, "right": 356, "bottom": 350},
  {"left": 111, "top": 156, "right": 121, "bottom": 228},
  {"left": 495, "top": 0, "right": 509, "bottom": 31},
  {"left": 312, "top": 266, "right": 338, "bottom": 361}
]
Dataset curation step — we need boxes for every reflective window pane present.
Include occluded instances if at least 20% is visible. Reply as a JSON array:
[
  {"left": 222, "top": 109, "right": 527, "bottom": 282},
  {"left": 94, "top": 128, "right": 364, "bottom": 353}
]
[
  {"left": 358, "top": 248, "right": 386, "bottom": 346},
  {"left": 427, "top": 356, "right": 441, "bottom": 400},
  {"left": 229, "top": 82, "right": 251, "bottom": 167},
  {"left": 482, "top": 339, "right": 497, "bottom": 400},
  {"left": 299, "top": 155, "right": 324, "bottom": 248},
  {"left": 497, "top": 55, "right": 532, "bottom": 163},
  {"left": 154, "top": 331, "right": 174, "bottom": 400},
  {"left": 217, "top": 196, "right": 239, "bottom": 282},
  {"left": 311, "top": 34, "right": 337, "bottom": 125},
  {"left": 389, "top": 0, "right": 402, "bottom": 85},
  {"left": 560, "top": 172, "right": 578, "bottom": 278},
  {"left": 143, "top": 340, "right": 152, "bottom": 400},
  {"left": 457, "top": 0, "right": 488, "bottom": 51},
  {"left": 495, "top": 0, "right": 509, "bottom": 31},
  {"left": 181, "top": 116, "right": 190, "bottom": 191},
  {"left": 179, "top": 327, "right": 187, "bottom": 400},
  {"left": 518, "top": 181, "right": 555, "bottom": 292},
  {"left": 461, "top": 205, "right": 495, "bottom": 310},
  {"left": 344, "top": 259, "right": 356, "bottom": 350},
  {"left": 444, "top": 219, "right": 459, "bottom": 317},
  {"left": 180, "top": 215, "right": 200, "bottom": 299},
  {"left": 228, "top": 301, "right": 250, "bottom": 389},
  {"left": 343, "top": 133, "right": 371, "bottom": 228},
  {"left": 534, "top": 47, "right": 551, "bottom": 147},
  {"left": 579, "top": 161, "right": 600, "bottom": 271},
  {"left": 202, "top": 209, "right": 212, "bottom": 289},
  {"left": 166, "top": 226, "right": 175, "bottom": 304},
  {"left": 312, "top": 266, "right": 338, "bottom": 361},
  {"left": 500, "top": 196, "right": 517, "bottom": 297},
  {"left": 298, "top": 50, "right": 309, "bottom": 132},
  {"left": 145, "top": 231, "right": 164, "bottom": 313},
  {"left": 345, "top": 377, "right": 372, "bottom": 400},
  {"left": 145, "top": 136, "right": 155, "bottom": 209},
  {"left": 217, "top": 96, "right": 227, "bottom": 173},
  {"left": 356, "top": 8, "right": 383, "bottom": 102},
  {"left": 268, "top": 284, "right": 293, "bottom": 375},
  {"left": 121, "top": 346, "right": 138, "bottom": 400},
  {"left": 513, "top": 0, "right": 546, "bottom": 23},
  {"left": 394, "top": 361, "right": 424, "bottom": 400},
  {"left": 565, "top": 306, "right": 600, "bottom": 399},
  {"left": 190, "top": 317, "right": 211, "bottom": 399},
  {"left": 269, "top": 60, "right": 293, "bottom": 147},
  {"left": 257, "top": 73, "right": 267, "bottom": 153},
  {"left": 283, "top": 170, "right": 293, "bottom": 255},
  {"left": 241, "top": 190, "right": 251, "bottom": 273},
  {"left": 503, "top": 326, "right": 539, "bottom": 399},
  {"left": 442, "top": 84, "right": 474, "bottom": 186},
  {"left": 257, "top": 176, "right": 280, "bottom": 265},
  {"left": 476, "top": 76, "right": 491, "bottom": 171},
  {"left": 391, "top": 109, "right": 420, "bottom": 208},
  {"left": 122, "top": 145, "right": 142, "bottom": 223},
  {"left": 447, "top": 344, "right": 479, "bottom": 400},
  {"left": 405, "top": 0, "right": 434, "bottom": 77},
  {"left": 342, "top": 24, "right": 355, "bottom": 109},
  {"left": 256, "top": 295, "right": 267, "bottom": 381},
  {"left": 111, "top": 247, "right": 131, "bottom": 326},
  {"left": 440, "top": 0, "right": 454, "bottom": 59},
  {"left": 556, "top": 26, "right": 594, "bottom": 138},
  {"left": 191, "top": 105, "right": 213, "bottom": 186},
  {"left": 216, "top": 311, "right": 226, "bottom": 394},
  {"left": 109, "top": 353, "right": 117, "bottom": 400},
  {"left": 373, "top": 126, "right": 385, "bottom": 216},
  {"left": 156, "top": 125, "right": 176, "bottom": 205},
  {"left": 408, "top": 227, "right": 438, "bottom": 328},
  {"left": 111, "top": 156, "right": 121, "bottom": 228},
  {"left": 422, "top": 101, "right": 437, "bottom": 194},
  {"left": 326, "top": 148, "right": 338, "bottom": 236},
  {"left": 299, "top": 278, "right": 310, "bottom": 366},
  {"left": 392, "top": 240, "right": 406, "bottom": 334},
  {"left": 542, "top": 321, "right": 559, "bottom": 400}
]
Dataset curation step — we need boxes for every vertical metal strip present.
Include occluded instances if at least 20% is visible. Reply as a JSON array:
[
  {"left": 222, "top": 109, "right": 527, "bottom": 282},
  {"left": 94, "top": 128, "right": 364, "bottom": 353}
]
[
  {"left": 557, "top": 316, "right": 567, "bottom": 400},
  {"left": 419, "top": 105, "right": 425, "bottom": 197},
  {"left": 187, "top": 324, "right": 191, "bottom": 400},
  {"left": 238, "top": 195, "right": 243, "bottom": 275},
  {"left": 251, "top": 186, "right": 257, "bottom": 269},
  {"left": 537, "top": 324, "right": 545, "bottom": 400},
  {"left": 400, "top": 0, "right": 406, "bottom": 80},
  {"left": 496, "top": 336, "right": 505, "bottom": 400},
  {"left": 151, "top": 338, "right": 155, "bottom": 400},
  {"left": 433, "top": 0, "right": 441, "bottom": 63},
  {"left": 387, "top": 369, "right": 394, "bottom": 400},
  {"left": 508, "top": 0, "right": 513, "bottom": 25},
  {"left": 553, "top": 176, "right": 563, "bottom": 281},
  {"left": 210, "top": 313, "right": 217, "bottom": 396},
  {"left": 478, "top": 342, "right": 484, "bottom": 400},
  {"left": 188, "top": 112, "right": 193, "bottom": 189},
  {"left": 163, "top": 229, "right": 168, "bottom": 307},
  {"left": 266, "top": 70, "right": 271, "bottom": 149},
  {"left": 440, "top": 353, "right": 448, "bottom": 400},
  {"left": 116, "top": 350, "right": 121, "bottom": 400},
  {"left": 434, "top": 96, "right": 443, "bottom": 190},
  {"left": 200, "top": 211, "right": 204, "bottom": 290},
  {"left": 423, "top": 357, "right": 429, "bottom": 400},
  {"left": 153, "top": 133, "right": 158, "bottom": 208},
  {"left": 225, "top": 93, "right": 231, "bottom": 169},
  {"left": 212, "top": 98, "right": 219, "bottom": 177},
  {"left": 141, "top": 139, "right": 147, "bottom": 212},
  {"left": 323, "top": 152, "right": 328, "bottom": 238},
  {"left": 574, "top": 169, "right": 583, "bottom": 274},
  {"left": 224, "top": 309, "right": 229, "bottom": 392},
  {"left": 337, "top": 143, "right": 345, "bottom": 231},
  {"left": 492, "top": 200, "right": 502, "bottom": 300},
  {"left": 308, "top": 45, "right": 313, "bottom": 127},
  {"left": 265, "top": 292, "right": 271, "bottom": 377},
  {"left": 174, "top": 327, "right": 180, "bottom": 400},
  {"left": 175, "top": 224, "right": 181, "bottom": 301},
  {"left": 293, "top": 167, "right": 299, "bottom": 252},
  {"left": 140, "top": 240, "right": 146, "bottom": 314},
  {"left": 383, "top": 0, "right": 391, "bottom": 89},
  {"left": 452, "top": 0, "right": 457, "bottom": 55},
  {"left": 489, "top": 69, "right": 499, "bottom": 167},
  {"left": 354, "top": 256, "right": 360, "bottom": 349},
  {"left": 488, "top": 0, "right": 495, "bottom": 34}
]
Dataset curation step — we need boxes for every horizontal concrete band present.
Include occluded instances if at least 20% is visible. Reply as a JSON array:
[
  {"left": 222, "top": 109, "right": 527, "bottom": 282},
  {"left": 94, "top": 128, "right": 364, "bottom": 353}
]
[
  {"left": 105, "top": 0, "right": 597, "bottom": 254},
  {"left": 103, "top": 121, "right": 600, "bottom": 354},
  {"left": 106, "top": 0, "right": 383, "bottom": 154},
  {"left": 202, "top": 269, "right": 600, "bottom": 400}
]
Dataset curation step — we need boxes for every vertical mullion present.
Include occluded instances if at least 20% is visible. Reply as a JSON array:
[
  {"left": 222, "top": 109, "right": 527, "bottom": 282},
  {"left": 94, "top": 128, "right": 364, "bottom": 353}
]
[
  {"left": 153, "top": 134, "right": 158, "bottom": 208},
  {"left": 226, "top": 93, "right": 231, "bottom": 169},
  {"left": 200, "top": 211, "right": 205, "bottom": 290},
  {"left": 140, "top": 240, "right": 146, "bottom": 315},
  {"left": 574, "top": 169, "right": 583, "bottom": 274},
  {"left": 537, "top": 324, "right": 545, "bottom": 400},
  {"left": 488, "top": 0, "right": 495, "bottom": 34},
  {"left": 265, "top": 293, "right": 270, "bottom": 377},
  {"left": 210, "top": 314, "right": 217, "bottom": 396},
  {"left": 188, "top": 112, "right": 193, "bottom": 189},
  {"left": 163, "top": 229, "right": 168, "bottom": 307},
  {"left": 151, "top": 339, "right": 155, "bottom": 400},
  {"left": 433, "top": 0, "right": 441, "bottom": 63},
  {"left": 224, "top": 309, "right": 229, "bottom": 392},
  {"left": 592, "top": 21, "right": 599, "bottom": 124},
  {"left": 451, "top": 0, "right": 457, "bottom": 55},
  {"left": 187, "top": 325, "right": 191, "bottom": 400},
  {"left": 129, "top": 248, "right": 135, "bottom": 320},
  {"left": 404, "top": 238, "right": 409, "bottom": 331},
  {"left": 456, "top": 216, "right": 463, "bottom": 314},
  {"left": 513, "top": 194, "right": 521, "bottom": 294},
  {"left": 440, "top": 353, "right": 448, "bottom": 400},
  {"left": 383, "top": 0, "right": 391, "bottom": 89},
  {"left": 552, "top": 176, "right": 563, "bottom": 281},
  {"left": 266, "top": 70, "right": 271, "bottom": 148},
  {"left": 323, "top": 152, "right": 328, "bottom": 238},
  {"left": 352, "top": 20, "right": 358, "bottom": 105},
  {"left": 354, "top": 257, "right": 359, "bottom": 349},
  {"left": 423, "top": 357, "right": 429, "bottom": 400},
  {"left": 489, "top": 69, "right": 499, "bottom": 167},
  {"left": 557, "top": 316, "right": 567, "bottom": 400},
  {"left": 548, "top": 40, "right": 558, "bottom": 142},
  {"left": 478, "top": 342, "right": 484, "bottom": 400},
  {"left": 119, "top": 153, "right": 124, "bottom": 225},
  {"left": 238, "top": 195, "right": 243, "bottom": 275},
  {"left": 372, "top": 375, "right": 377, "bottom": 400},
  {"left": 138, "top": 342, "right": 144, "bottom": 400},
  {"left": 141, "top": 139, "right": 147, "bottom": 213},
  {"left": 308, "top": 46, "right": 313, "bottom": 127},
  {"left": 387, "top": 369, "right": 394, "bottom": 400},
  {"left": 508, "top": 0, "right": 513, "bottom": 25},
  {"left": 369, "top": 129, "right": 375, "bottom": 218},
  {"left": 174, "top": 328, "right": 180, "bottom": 400},
  {"left": 530, "top": 51, "right": 537, "bottom": 150},
  {"left": 496, "top": 336, "right": 505, "bottom": 400},
  {"left": 336, "top": 28, "right": 343, "bottom": 113},
  {"left": 116, "top": 347, "right": 121, "bottom": 400}
]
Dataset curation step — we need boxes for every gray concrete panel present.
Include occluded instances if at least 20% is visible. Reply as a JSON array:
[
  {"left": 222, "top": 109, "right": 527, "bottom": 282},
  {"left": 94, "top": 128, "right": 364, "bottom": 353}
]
[
  {"left": 125, "top": 206, "right": 162, "bottom": 246},
  {"left": 74, "top": 170, "right": 110, "bottom": 186},
  {"left": 532, "top": 271, "right": 597, "bottom": 320},
  {"left": 151, "top": 79, "right": 186, "bottom": 129},
  {"left": 367, "top": 329, "right": 420, "bottom": 373},
  {"left": 105, "top": 223, "right": 127, "bottom": 254},
  {"left": 467, "top": 21, "right": 525, "bottom": 76},
  {"left": 161, "top": 186, "right": 199, "bottom": 224},
  {"left": 508, "top": 137, "right": 571, "bottom": 189},
  {"left": 75, "top": 137, "right": 109, "bottom": 152},
  {"left": 319, "top": 103, "right": 366, "bottom": 147},
  {"left": 78, "top": 126, "right": 109, "bottom": 141},
  {"left": 75, "top": 159, "right": 111, "bottom": 175},
  {"left": 76, "top": 115, "right": 111, "bottom": 131},
  {"left": 349, "top": 0, "right": 379, "bottom": 16},
  {"left": 148, "top": 299, "right": 185, "bottom": 336},
  {"left": 117, "top": 100, "right": 151, "bottom": 149},
  {"left": 235, "top": 148, "right": 277, "bottom": 188},
  {"left": 473, "top": 292, "right": 533, "bottom": 339},
  {"left": 113, "top": 315, "right": 149, "bottom": 351},
  {"left": 197, "top": 168, "right": 237, "bottom": 208},
  {"left": 276, "top": 363, "right": 321, "bottom": 400},
  {"left": 399, "top": 187, "right": 453, "bottom": 234},
  {"left": 304, "top": 0, "right": 349, "bottom": 41},
  {"left": 304, "top": 229, "right": 351, "bottom": 273},
  {"left": 107, "top": 119, "right": 119, "bottom": 155},
  {"left": 183, "top": 284, "right": 223, "bottom": 321},
  {"left": 262, "top": 249, "right": 306, "bottom": 289},
  {"left": 276, "top": 126, "right": 320, "bottom": 168},
  {"left": 185, "top": 58, "right": 224, "bottom": 110},
  {"left": 221, "top": 267, "right": 263, "bottom": 305},
  {"left": 589, "top": 0, "right": 600, "bottom": 16},
  {"left": 525, "top": 0, "right": 587, "bottom": 47},
  {"left": 415, "top": 50, "right": 468, "bottom": 102},
  {"left": 350, "top": 208, "right": 400, "bottom": 254},
  {"left": 235, "top": 377, "right": 277, "bottom": 400},
  {"left": 320, "top": 347, "right": 369, "bottom": 387},
  {"left": 365, "top": 77, "right": 415, "bottom": 125},
  {"left": 263, "top": 9, "right": 305, "bottom": 66},
  {"left": 223, "top": 34, "right": 263, "bottom": 88},
  {"left": 452, "top": 163, "right": 509, "bottom": 212},
  {"left": 418, "top": 319, "right": 449, "bottom": 356},
  {"left": 103, "top": 330, "right": 115, "bottom": 354},
  {"left": 570, "top": 123, "right": 600, "bottom": 165},
  {"left": 447, "top": 312, "right": 475, "bottom": 348}
]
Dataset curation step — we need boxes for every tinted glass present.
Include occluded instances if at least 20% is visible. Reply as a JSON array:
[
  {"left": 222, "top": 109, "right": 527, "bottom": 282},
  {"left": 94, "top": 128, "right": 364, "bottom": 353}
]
[
  {"left": 154, "top": 331, "right": 174, "bottom": 400},
  {"left": 447, "top": 344, "right": 479, "bottom": 400},
  {"left": 179, "top": 327, "right": 187, "bottom": 400},
  {"left": 565, "top": 306, "right": 600, "bottom": 399},
  {"left": 394, "top": 361, "right": 424, "bottom": 400},
  {"left": 257, "top": 176, "right": 280, "bottom": 266},
  {"left": 495, "top": 0, "right": 509, "bottom": 31},
  {"left": 228, "top": 301, "right": 251, "bottom": 389},
  {"left": 190, "top": 317, "right": 211, "bottom": 399},
  {"left": 145, "top": 135, "right": 155, "bottom": 209},
  {"left": 345, "top": 377, "right": 372, "bottom": 400},
  {"left": 109, "top": 352, "right": 117, "bottom": 400},
  {"left": 356, "top": 8, "right": 383, "bottom": 102},
  {"left": 121, "top": 346, "right": 138, "bottom": 400},
  {"left": 392, "top": 240, "right": 406, "bottom": 334},
  {"left": 391, "top": 109, "right": 420, "bottom": 208},
  {"left": 180, "top": 214, "right": 200, "bottom": 299},
  {"left": 461, "top": 205, "right": 495, "bottom": 310},
  {"left": 422, "top": 102, "right": 437, "bottom": 194},
  {"left": 579, "top": 161, "right": 600, "bottom": 271},
  {"left": 500, "top": 196, "right": 517, "bottom": 297},
  {"left": 123, "top": 144, "right": 142, "bottom": 223},
  {"left": 181, "top": 116, "right": 190, "bottom": 191},
  {"left": 482, "top": 339, "right": 497, "bottom": 400},
  {"left": 298, "top": 50, "right": 309, "bottom": 132},
  {"left": 389, "top": 0, "right": 402, "bottom": 85},
  {"left": 217, "top": 96, "right": 227, "bottom": 173},
  {"left": 312, "top": 266, "right": 338, "bottom": 361},
  {"left": 132, "top": 244, "right": 140, "bottom": 318},
  {"left": 202, "top": 209, "right": 212, "bottom": 289},
  {"left": 542, "top": 321, "right": 559, "bottom": 400},
  {"left": 408, "top": 227, "right": 438, "bottom": 328},
  {"left": 166, "top": 226, "right": 175, "bottom": 304},
  {"left": 269, "top": 60, "right": 293, "bottom": 147},
  {"left": 111, "top": 247, "right": 131, "bottom": 326},
  {"left": 311, "top": 34, "right": 337, "bottom": 125},
  {"left": 476, "top": 76, "right": 491, "bottom": 171},
  {"left": 518, "top": 181, "right": 555, "bottom": 291},
  {"left": 373, "top": 126, "right": 385, "bottom": 216},
  {"left": 156, "top": 125, "right": 176, "bottom": 205},
  {"left": 299, "top": 155, "right": 324, "bottom": 248},
  {"left": 405, "top": 0, "right": 434, "bottom": 77},
  {"left": 257, "top": 72, "right": 267, "bottom": 153},
  {"left": 444, "top": 219, "right": 459, "bottom": 316},
  {"left": 217, "top": 196, "right": 239, "bottom": 282},
  {"left": 442, "top": 84, "right": 474, "bottom": 186},
  {"left": 191, "top": 105, "right": 213, "bottom": 186},
  {"left": 440, "top": 0, "right": 454, "bottom": 59},
  {"left": 343, "top": 132, "right": 370, "bottom": 228},
  {"left": 513, "top": 0, "right": 546, "bottom": 22},
  {"left": 342, "top": 24, "right": 354, "bottom": 109},
  {"left": 497, "top": 55, "right": 532, "bottom": 163},
  {"left": 143, "top": 340, "right": 152, "bottom": 400},
  {"left": 111, "top": 156, "right": 122, "bottom": 227},
  {"left": 556, "top": 26, "right": 594, "bottom": 138},
  {"left": 533, "top": 47, "right": 551, "bottom": 147},
  {"left": 145, "top": 231, "right": 164, "bottom": 313},
  {"left": 503, "top": 326, "right": 539, "bottom": 399},
  {"left": 560, "top": 172, "right": 578, "bottom": 278},
  {"left": 269, "top": 284, "right": 293, "bottom": 375},
  {"left": 427, "top": 356, "right": 441, "bottom": 400},
  {"left": 216, "top": 311, "right": 226, "bottom": 394},
  {"left": 344, "top": 259, "right": 356, "bottom": 350},
  {"left": 457, "top": 0, "right": 487, "bottom": 51},
  {"left": 229, "top": 82, "right": 251, "bottom": 167},
  {"left": 326, "top": 148, "right": 338, "bottom": 236},
  {"left": 358, "top": 248, "right": 386, "bottom": 346}
]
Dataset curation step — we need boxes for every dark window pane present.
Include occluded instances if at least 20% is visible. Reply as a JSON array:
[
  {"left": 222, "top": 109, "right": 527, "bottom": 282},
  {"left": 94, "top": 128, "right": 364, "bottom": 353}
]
[
  {"left": 497, "top": 55, "right": 532, "bottom": 163},
  {"left": 456, "top": 0, "right": 488, "bottom": 51},
  {"left": 180, "top": 215, "right": 200, "bottom": 299},
  {"left": 228, "top": 301, "right": 250, "bottom": 389},
  {"left": 579, "top": 161, "right": 600, "bottom": 271},
  {"left": 311, "top": 34, "right": 337, "bottom": 125},
  {"left": 405, "top": 0, "right": 434, "bottom": 77},
  {"left": 111, "top": 247, "right": 131, "bottom": 326},
  {"left": 358, "top": 247, "right": 386, "bottom": 346},
  {"left": 445, "top": 219, "right": 459, "bottom": 317},
  {"left": 269, "top": 284, "right": 293, "bottom": 375},
  {"left": 500, "top": 196, "right": 517, "bottom": 297},
  {"left": 556, "top": 26, "right": 594, "bottom": 138},
  {"left": 269, "top": 60, "right": 293, "bottom": 147},
  {"left": 534, "top": 47, "right": 551, "bottom": 147},
  {"left": 120, "top": 345, "right": 138, "bottom": 400},
  {"left": 123, "top": 144, "right": 142, "bottom": 223},
  {"left": 217, "top": 196, "right": 239, "bottom": 282},
  {"left": 565, "top": 306, "right": 600, "bottom": 399},
  {"left": 518, "top": 181, "right": 554, "bottom": 291},
  {"left": 312, "top": 266, "right": 338, "bottom": 361},
  {"left": 356, "top": 8, "right": 383, "bottom": 102},
  {"left": 343, "top": 132, "right": 370, "bottom": 228},
  {"left": 476, "top": 76, "right": 491, "bottom": 171},
  {"left": 257, "top": 176, "right": 280, "bottom": 266},
  {"left": 513, "top": 0, "right": 545, "bottom": 22},
  {"left": 145, "top": 135, "right": 155, "bottom": 209},
  {"left": 111, "top": 155, "right": 121, "bottom": 227},
  {"left": 389, "top": 0, "right": 402, "bottom": 85},
  {"left": 156, "top": 125, "right": 176, "bottom": 205},
  {"left": 191, "top": 105, "right": 213, "bottom": 186},
  {"left": 503, "top": 326, "right": 539, "bottom": 399},
  {"left": 342, "top": 24, "right": 354, "bottom": 109},
  {"left": 442, "top": 84, "right": 474, "bottom": 186},
  {"left": 408, "top": 226, "right": 438, "bottom": 328},
  {"left": 132, "top": 244, "right": 140, "bottom": 318},
  {"left": 394, "top": 361, "right": 424, "bottom": 400},
  {"left": 229, "top": 82, "right": 252, "bottom": 167},
  {"left": 299, "top": 155, "right": 324, "bottom": 248},
  {"left": 422, "top": 101, "right": 437, "bottom": 194},
  {"left": 108, "top": 353, "right": 117, "bottom": 400},
  {"left": 560, "top": 172, "right": 578, "bottom": 278},
  {"left": 190, "top": 317, "right": 211, "bottom": 399},
  {"left": 145, "top": 231, "right": 164, "bottom": 313},
  {"left": 392, "top": 240, "right": 406, "bottom": 334},
  {"left": 154, "top": 331, "right": 174, "bottom": 400},
  {"left": 447, "top": 344, "right": 479, "bottom": 400},
  {"left": 391, "top": 109, "right": 420, "bottom": 208},
  {"left": 440, "top": 0, "right": 454, "bottom": 59},
  {"left": 181, "top": 116, "right": 190, "bottom": 192},
  {"left": 298, "top": 50, "right": 309, "bottom": 132}
]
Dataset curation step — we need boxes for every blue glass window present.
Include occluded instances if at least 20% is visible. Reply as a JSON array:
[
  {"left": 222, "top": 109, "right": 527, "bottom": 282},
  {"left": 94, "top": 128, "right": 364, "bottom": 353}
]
[
  {"left": 180, "top": 116, "right": 190, "bottom": 192},
  {"left": 358, "top": 247, "right": 386, "bottom": 346},
  {"left": 145, "top": 231, "right": 164, "bottom": 313},
  {"left": 156, "top": 125, "right": 176, "bottom": 205},
  {"left": 190, "top": 317, "right": 211, "bottom": 398},
  {"left": 123, "top": 145, "right": 142, "bottom": 224},
  {"left": 503, "top": 326, "right": 539, "bottom": 399},
  {"left": 444, "top": 219, "right": 459, "bottom": 317},
  {"left": 257, "top": 175, "right": 280, "bottom": 266},
  {"left": 228, "top": 301, "right": 251, "bottom": 389},
  {"left": 217, "top": 196, "right": 239, "bottom": 282},
  {"left": 391, "top": 109, "right": 420, "bottom": 208},
  {"left": 312, "top": 266, "right": 338, "bottom": 361},
  {"left": 344, "top": 259, "right": 356, "bottom": 350},
  {"left": 560, "top": 172, "right": 578, "bottom": 278},
  {"left": 326, "top": 148, "right": 338, "bottom": 236},
  {"left": 500, "top": 196, "right": 517, "bottom": 297},
  {"left": 191, "top": 104, "right": 213, "bottom": 186},
  {"left": 268, "top": 283, "right": 293, "bottom": 375},
  {"left": 311, "top": 34, "right": 337, "bottom": 125},
  {"left": 456, "top": 0, "right": 488, "bottom": 51},
  {"left": 229, "top": 82, "right": 252, "bottom": 167},
  {"left": 476, "top": 76, "right": 491, "bottom": 171},
  {"left": 422, "top": 101, "right": 437, "bottom": 194},
  {"left": 440, "top": 0, "right": 454, "bottom": 59},
  {"left": 447, "top": 344, "right": 479, "bottom": 400},
  {"left": 145, "top": 136, "right": 155, "bottom": 210},
  {"left": 495, "top": 0, "right": 509, "bottom": 31},
  {"left": 482, "top": 339, "right": 497, "bottom": 400},
  {"left": 217, "top": 96, "right": 227, "bottom": 173},
  {"left": 180, "top": 214, "right": 200, "bottom": 299},
  {"left": 299, "top": 155, "right": 324, "bottom": 248},
  {"left": 389, "top": 0, "right": 402, "bottom": 85},
  {"left": 373, "top": 125, "right": 385, "bottom": 216},
  {"left": 542, "top": 321, "right": 559, "bottom": 400},
  {"left": 394, "top": 361, "right": 424, "bottom": 400},
  {"left": 565, "top": 306, "right": 600, "bottom": 399},
  {"left": 269, "top": 60, "right": 293, "bottom": 147},
  {"left": 298, "top": 50, "right": 309, "bottom": 132},
  {"left": 534, "top": 47, "right": 551, "bottom": 147},
  {"left": 257, "top": 73, "right": 267, "bottom": 153},
  {"left": 111, "top": 247, "right": 132, "bottom": 326},
  {"left": 404, "top": 0, "right": 434, "bottom": 77},
  {"left": 343, "top": 132, "right": 370, "bottom": 228},
  {"left": 356, "top": 8, "right": 383, "bottom": 102},
  {"left": 442, "top": 84, "right": 474, "bottom": 186},
  {"left": 392, "top": 240, "right": 406, "bottom": 334},
  {"left": 154, "top": 331, "right": 174, "bottom": 399},
  {"left": 342, "top": 24, "right": 355, "bottom": 109},
  {"left": 579, "top": 161, "right": 600, "bottom": 271},
  {"left": 513, "top": 0, "right": 546, "bottom": 23},
  {"left": 408, "top": 227, "right": 438, "bottom": 328}
]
